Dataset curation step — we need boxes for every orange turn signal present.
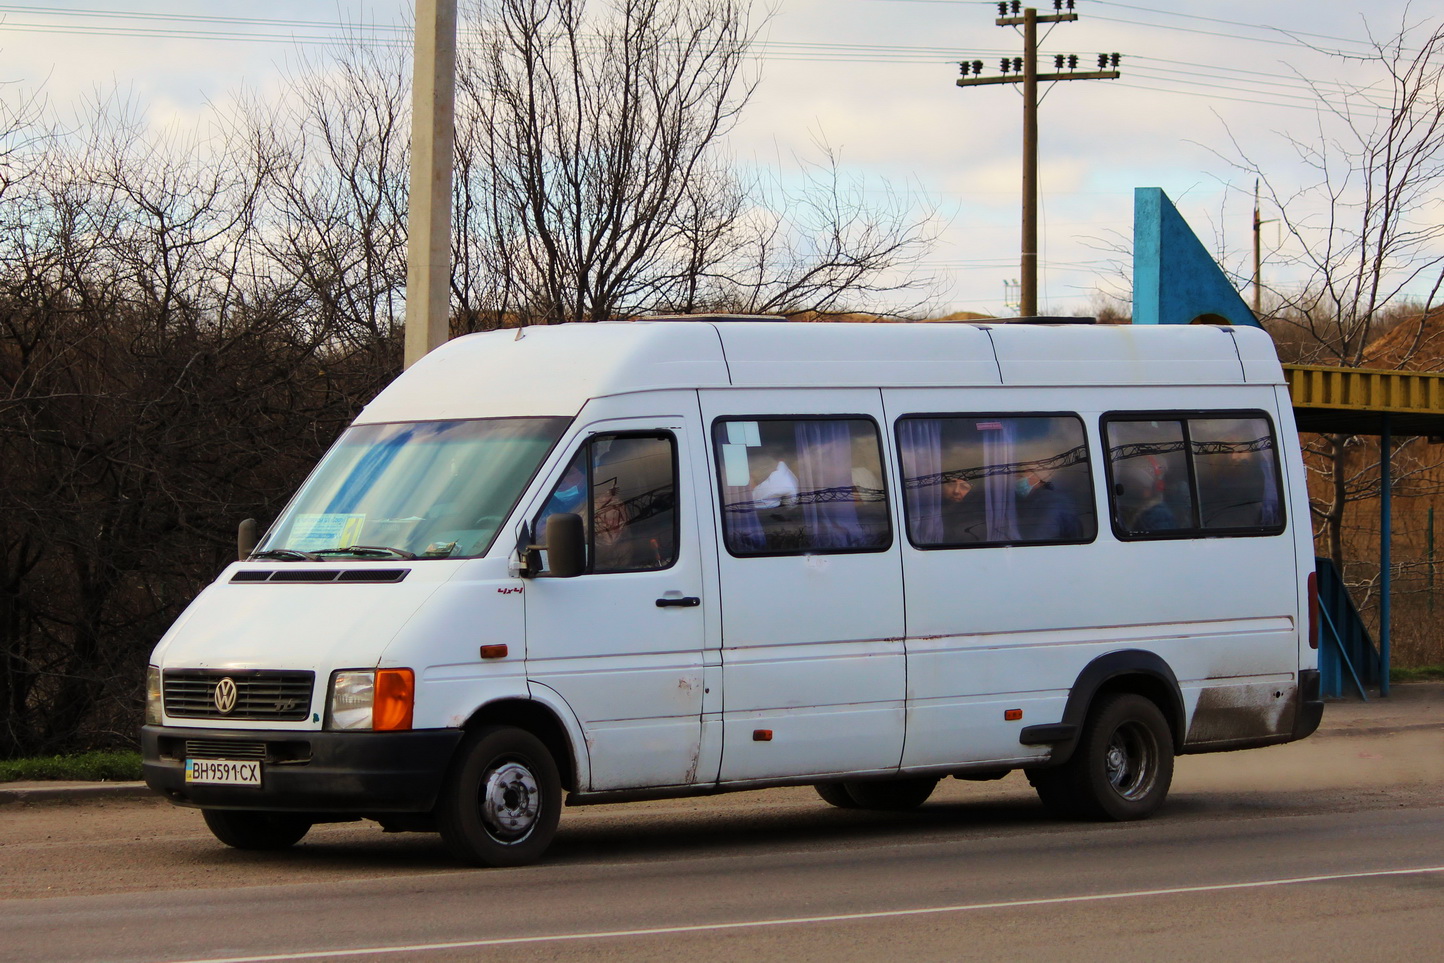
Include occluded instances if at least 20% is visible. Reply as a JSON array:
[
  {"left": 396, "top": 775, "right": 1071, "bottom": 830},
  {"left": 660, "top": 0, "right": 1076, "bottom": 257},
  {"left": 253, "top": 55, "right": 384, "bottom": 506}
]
[
  {"left": 373, "top": 668, "right": 415, "bottom": 731},
  {"left": 479, "top": 644, "right": 509, "bottom": 660},
  {"left": 1004, "top": 709, "right": 1023, "bottom": 721},
  {"left": 753, "top": 729, "right": 773, "bottom": 742}
]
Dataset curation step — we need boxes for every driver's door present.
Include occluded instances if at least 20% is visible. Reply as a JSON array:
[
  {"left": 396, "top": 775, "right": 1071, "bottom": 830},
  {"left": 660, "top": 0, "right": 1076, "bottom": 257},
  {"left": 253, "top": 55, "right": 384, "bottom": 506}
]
[{"left": 523, "top": 422, "right": 707, "bottom": 791}]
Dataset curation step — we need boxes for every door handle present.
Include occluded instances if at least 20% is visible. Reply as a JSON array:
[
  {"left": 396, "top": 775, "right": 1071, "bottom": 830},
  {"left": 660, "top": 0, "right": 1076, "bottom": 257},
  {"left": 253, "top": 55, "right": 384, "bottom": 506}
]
[{"left": 655, "top": 596, "right": 701, "bottom": 608}]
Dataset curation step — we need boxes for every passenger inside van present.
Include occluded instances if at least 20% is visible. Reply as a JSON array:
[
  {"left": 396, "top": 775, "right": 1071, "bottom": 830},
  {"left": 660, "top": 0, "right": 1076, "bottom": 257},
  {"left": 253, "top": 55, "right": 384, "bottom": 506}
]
[
  {"left": 1194, "top": 419, "right": 1282, "bottom": 529},
  {"left": 939, "top": 472, "right": 986, "bottom": 543},
  {"left": 1015, "top": 468, "right": 1083, "bottom": 541},
  {"left": 1117, "top": 457, "right": 1179, "bottom": 533}
]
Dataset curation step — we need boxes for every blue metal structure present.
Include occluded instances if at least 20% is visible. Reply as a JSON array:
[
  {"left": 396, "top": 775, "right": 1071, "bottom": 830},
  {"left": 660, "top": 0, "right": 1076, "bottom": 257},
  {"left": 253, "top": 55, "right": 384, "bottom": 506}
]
[
  {"left": 1132, "top": 187, "right": 1259, "bottom": 329},
  {"left": 1315, "top": 557, "right": 1380, "bottom": 699}
]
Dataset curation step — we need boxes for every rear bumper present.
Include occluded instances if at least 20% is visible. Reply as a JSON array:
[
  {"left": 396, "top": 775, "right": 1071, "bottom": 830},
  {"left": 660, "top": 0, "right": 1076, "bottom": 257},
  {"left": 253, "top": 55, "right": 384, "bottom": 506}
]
[
  {"left": 141, "top": 725, "right": 464, "bottom": 814},
  {"left": 1292, "top": 668, "right": 1325, "bottom": 741}
]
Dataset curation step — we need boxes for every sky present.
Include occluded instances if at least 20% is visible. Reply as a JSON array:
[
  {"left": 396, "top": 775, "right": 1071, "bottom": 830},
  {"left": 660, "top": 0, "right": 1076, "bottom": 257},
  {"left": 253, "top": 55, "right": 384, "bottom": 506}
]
[{"left": 0, "top": 0, "right": 1434, "bottom": 317}]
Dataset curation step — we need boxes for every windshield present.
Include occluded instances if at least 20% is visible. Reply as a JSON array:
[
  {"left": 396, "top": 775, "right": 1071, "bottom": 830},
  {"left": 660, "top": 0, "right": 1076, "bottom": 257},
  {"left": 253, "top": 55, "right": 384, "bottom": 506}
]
[{"left": 258, "top": 418, "right": 570, "bottom": 560}]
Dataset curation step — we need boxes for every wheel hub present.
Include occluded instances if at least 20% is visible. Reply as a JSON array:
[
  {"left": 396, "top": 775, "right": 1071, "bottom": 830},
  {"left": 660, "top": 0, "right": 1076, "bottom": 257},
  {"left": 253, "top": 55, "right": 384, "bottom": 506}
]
[
  {"left": 481, "top": 761, "right": 540, "bottom": 841},
  {"left": 1105, "top": 723, "right": 1155, "bottom": 800}
]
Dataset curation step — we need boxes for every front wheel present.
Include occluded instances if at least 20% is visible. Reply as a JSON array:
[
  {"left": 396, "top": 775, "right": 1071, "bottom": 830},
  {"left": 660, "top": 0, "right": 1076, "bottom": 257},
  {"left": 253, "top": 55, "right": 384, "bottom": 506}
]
[
  {"left": 201, "top": 810, "right": 312, "bottom": 850},
  {"left": 437, "top": 726, "right": 562, "bottom": 867},
  {"left": 1030, "top": 693, "right": 1174, "bottom": 821}
]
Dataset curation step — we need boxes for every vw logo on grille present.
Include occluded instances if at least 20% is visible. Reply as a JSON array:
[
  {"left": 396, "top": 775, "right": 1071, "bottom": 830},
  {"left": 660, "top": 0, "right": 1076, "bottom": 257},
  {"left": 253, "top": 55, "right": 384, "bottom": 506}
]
[{"left": 213, "top": 677, "right": 239, "bottom": 715}]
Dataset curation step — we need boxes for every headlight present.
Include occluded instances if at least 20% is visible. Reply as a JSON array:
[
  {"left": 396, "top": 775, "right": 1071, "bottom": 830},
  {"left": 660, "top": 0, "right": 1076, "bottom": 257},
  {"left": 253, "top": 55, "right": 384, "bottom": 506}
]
[
  {"left": 328, "top": 669, "right": 414, "bottom": 731},
  {"left": 145, "top": 666, "right": 163, "bottom": 725}
]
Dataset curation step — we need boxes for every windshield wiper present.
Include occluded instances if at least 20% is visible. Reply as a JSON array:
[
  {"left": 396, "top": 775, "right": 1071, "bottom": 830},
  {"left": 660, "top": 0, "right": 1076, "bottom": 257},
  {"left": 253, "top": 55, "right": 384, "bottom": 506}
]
[
  {"left": 313, "top": 545, "right": 418, "bottom": 560},
  {"left": 249, "top": 548, "right": 321, "bottom": 562}
]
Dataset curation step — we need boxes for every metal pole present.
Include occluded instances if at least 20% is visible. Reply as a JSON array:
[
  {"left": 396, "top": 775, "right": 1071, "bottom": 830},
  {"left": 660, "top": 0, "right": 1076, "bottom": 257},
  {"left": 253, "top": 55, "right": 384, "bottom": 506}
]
[
  {"left": 1429, "top": 505, "right": 1435, "bottom": 614},
  {"left": 1380, "top": 415, "right": 1392, "bottom": 697},
  {"left": 1021, "top": 7, "right": 1038, "bottom": 318},
  {"left": 404, "top": 0, "right": 457, "bottom": 370},
  {"left": 1252, "top": 180, "right": 1262, "bottom": 315}
]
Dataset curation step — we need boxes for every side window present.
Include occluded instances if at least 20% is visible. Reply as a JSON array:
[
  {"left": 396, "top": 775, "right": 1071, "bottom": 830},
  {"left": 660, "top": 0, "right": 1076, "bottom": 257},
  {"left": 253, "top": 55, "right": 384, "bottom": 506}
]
[
  {"left": 1103, "top": 419, "right": 1193, "bottom": 536},
  {"left": 713, "top": 417, "right": 890, "bottom": 556},
  {"left": 1104, "top": 413, "right": 1284, "bottom": 539},
  {"left": 897, "top": 414, "right": 1095, "bottom": 548},
  {"left": 535, "top": 433, "right": 678, "bottom": 573}
]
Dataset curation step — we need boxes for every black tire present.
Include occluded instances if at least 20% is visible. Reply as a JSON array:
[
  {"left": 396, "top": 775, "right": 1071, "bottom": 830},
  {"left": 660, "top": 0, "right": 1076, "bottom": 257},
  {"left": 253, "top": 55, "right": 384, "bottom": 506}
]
[
  {"left": 437, "top": 725, "right": 562, "bottom": 867},
  {"left": 841, "top": 776, "right": 939, "bottom": 811},
  {"left": 1029, "top": 693, "right": 1174, "bottom": 822},
  {"left": 814, "top": 781, "right": 860, "bottom": 809},
  {"left": 201, "top": 810, "right": 312, "bottom": 850}
]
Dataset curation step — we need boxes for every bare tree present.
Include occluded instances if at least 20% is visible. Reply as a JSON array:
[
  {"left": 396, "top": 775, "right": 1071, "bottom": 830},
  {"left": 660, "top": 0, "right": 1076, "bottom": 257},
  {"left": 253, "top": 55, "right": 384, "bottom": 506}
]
[
  {"left": 260, "top": 42, "right": 412, "bottom": 371},
  {"left": 455, "top": 0, "right": 934, "bottom": 323},
  {"left": 454, "top": 0, "right": 756, "bottom": 322},
  {"left": 0, "top": 96, "right": 382, "bottom": 756},
  {"left": 720, "top": 149, "right": 938, "bottom": 317}
]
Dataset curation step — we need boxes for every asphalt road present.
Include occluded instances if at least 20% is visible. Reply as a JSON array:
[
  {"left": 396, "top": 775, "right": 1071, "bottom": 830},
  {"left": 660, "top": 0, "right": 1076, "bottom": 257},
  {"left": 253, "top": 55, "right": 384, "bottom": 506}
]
[{"left": 3, "top": 696, "right": 1442, "bottom": 963}]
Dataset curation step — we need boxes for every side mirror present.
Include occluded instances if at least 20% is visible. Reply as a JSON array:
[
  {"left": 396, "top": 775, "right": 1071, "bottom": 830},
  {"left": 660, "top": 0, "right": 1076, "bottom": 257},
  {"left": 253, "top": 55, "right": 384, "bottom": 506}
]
[
  {"left": 237, "top": 518, "right": 258, "bottom": 561},
  {"left": 544, "top": 513, "right": 586, "bottom": 578}
]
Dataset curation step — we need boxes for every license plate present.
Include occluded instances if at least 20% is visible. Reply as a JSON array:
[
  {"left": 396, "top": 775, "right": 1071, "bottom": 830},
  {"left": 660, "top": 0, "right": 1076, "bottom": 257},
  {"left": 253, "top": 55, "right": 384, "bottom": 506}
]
[{"left": 185, "top": 758, "right": 262, "bottom": 787}]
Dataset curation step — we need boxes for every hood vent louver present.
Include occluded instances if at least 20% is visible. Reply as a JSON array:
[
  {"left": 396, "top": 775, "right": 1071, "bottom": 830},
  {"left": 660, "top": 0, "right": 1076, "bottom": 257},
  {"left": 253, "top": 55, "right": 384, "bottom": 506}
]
[{"left": 231, "top": 569, "right": 410, "bottom": 584}]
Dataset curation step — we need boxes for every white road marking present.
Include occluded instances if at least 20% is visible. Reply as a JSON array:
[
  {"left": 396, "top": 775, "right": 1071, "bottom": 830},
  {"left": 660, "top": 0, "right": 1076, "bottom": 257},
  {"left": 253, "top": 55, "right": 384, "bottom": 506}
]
[{"left": 162, "top": 864, "right": 1444, "bottom": 963}]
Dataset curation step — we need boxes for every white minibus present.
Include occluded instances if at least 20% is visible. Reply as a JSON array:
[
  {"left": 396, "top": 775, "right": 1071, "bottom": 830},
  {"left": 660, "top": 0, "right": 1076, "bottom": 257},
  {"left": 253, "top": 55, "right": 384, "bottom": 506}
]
[{"left": 142, "top": 317, "right": 1322, "bottom": 866}]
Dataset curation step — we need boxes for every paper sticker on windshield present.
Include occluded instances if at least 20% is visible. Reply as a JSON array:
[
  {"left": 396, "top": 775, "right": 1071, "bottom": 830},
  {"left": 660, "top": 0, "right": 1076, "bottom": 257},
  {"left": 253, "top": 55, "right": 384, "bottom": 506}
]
[{"left": 290, "top": 513, "right": 366, "bottom": 551}]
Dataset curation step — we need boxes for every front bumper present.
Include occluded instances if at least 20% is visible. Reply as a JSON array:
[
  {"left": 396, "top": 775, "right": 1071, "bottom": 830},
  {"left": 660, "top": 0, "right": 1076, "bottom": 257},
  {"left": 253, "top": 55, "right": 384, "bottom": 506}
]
[{"left": 141, "top": 725, "right": 465, "bottom": 814}]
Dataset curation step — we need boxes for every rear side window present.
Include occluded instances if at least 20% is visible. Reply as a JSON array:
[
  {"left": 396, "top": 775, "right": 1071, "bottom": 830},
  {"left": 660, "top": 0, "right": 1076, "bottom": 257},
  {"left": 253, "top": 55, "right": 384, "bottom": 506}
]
[
  {"left": 1104, "top": 413, "right": 1284, "bottom": 539},
  {"left": 896, "top": 414, "right": 1095, "bottom": 548},
  {"left": 713, "top": 417, "right": 891, "bottom": 556}
]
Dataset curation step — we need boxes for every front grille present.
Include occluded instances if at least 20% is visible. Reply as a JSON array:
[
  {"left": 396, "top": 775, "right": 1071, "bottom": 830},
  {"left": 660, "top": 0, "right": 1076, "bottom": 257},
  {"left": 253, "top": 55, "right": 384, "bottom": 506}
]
[
  {"left": 163, "top": 669, "right": 314, "bottom": 721},
  {"left": 156, "top": 736, "right": 312, "bottom": 764},
  {"left": 184, "top": 739, "right": 267, "bottom": 760}
]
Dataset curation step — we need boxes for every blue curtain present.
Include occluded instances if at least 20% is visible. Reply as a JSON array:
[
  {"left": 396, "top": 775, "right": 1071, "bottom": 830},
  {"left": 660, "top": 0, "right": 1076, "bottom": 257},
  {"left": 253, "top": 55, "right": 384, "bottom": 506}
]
[
  {"left": 722, "top": 485, "right": 767, "bottom": 553},
  {"left": 795, "top": 421, "right": 866, "bottom": 549},
  {"left": 1258, "top": 442, "right": 1282, "bottom": 526},
  {"left": 982, "top": 421, "right": 1021, "bottom": 541},
  {"left": 898, "top": 419, "right": 943, "bottom": 544}
]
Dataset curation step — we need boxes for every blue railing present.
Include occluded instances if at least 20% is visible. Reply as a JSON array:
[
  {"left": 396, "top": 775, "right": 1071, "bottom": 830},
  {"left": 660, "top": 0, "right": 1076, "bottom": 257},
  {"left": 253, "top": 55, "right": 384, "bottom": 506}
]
[{"left": 1315, "top": 557, "right": 1379, "bottom": 700}]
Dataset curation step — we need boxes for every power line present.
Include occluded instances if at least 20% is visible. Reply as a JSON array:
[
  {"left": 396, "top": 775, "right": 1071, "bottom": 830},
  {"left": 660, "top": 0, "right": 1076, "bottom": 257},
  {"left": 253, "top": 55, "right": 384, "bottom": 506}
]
[
  {"left": 868, "top": 0, "right": 1383, "bottom": 55},
  {"left": 0, "top": 3, "right": 1399, "bottom": 117},
  {"left": 1088, "top": 1, "right": 1378, "bottom": 53},
  {"left": 0, "top": 4, "right": 406, "bottom": 34}
]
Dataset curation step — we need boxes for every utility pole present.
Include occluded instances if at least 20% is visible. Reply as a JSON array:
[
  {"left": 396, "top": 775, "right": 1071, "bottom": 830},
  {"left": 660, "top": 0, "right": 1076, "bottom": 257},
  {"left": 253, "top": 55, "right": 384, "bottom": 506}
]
[
  {"left": 1251, "top": 179, "right": 1277, "bottom": 317},
  {"left": 956, "top": 1, "right": 1119, "bottom": 317},
  {"left": 404, "top": 0, "right": 457, "bottom": 370}
]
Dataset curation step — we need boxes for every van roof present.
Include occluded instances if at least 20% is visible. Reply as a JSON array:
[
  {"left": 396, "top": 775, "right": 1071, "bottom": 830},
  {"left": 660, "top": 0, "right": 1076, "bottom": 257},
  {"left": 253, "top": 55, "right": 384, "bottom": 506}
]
[{"left": 358, "top": 319, "right": 1282, "bottom": 423}]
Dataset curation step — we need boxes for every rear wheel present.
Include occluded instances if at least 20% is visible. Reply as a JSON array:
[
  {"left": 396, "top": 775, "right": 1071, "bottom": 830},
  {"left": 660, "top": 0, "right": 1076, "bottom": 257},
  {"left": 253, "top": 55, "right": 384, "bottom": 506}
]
[
  {"left": 437, "top": 725, "right": 561, "bottom": 867},
  {"left": 1030, "top": 693, "right": 1173, "bottom": 821},
  {"left": 841, "top": 776, "right": 939, "bottom": 811},
  {"left": 201, "top": 810, "right": 312, "bottom": 850}
]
